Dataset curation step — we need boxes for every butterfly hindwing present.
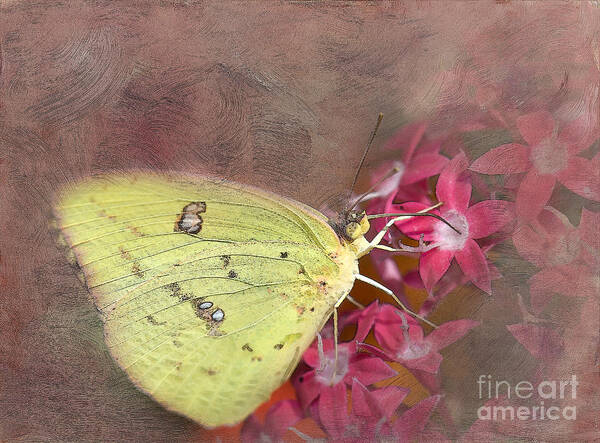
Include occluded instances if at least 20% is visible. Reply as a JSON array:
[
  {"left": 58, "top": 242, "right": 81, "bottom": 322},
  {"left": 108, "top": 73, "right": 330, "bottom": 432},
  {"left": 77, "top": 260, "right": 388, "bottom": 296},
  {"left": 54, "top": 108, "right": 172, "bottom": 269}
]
[{"left": 54, "top": 173, "right": 357, "bottom": 426}]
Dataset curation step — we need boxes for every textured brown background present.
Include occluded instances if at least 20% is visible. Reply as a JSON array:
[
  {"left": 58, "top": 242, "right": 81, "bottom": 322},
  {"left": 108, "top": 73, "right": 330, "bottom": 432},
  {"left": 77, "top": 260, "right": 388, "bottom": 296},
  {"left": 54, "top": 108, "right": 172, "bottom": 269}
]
[{"left": 1, "top": 1, "right": 597, "bottom": 441}]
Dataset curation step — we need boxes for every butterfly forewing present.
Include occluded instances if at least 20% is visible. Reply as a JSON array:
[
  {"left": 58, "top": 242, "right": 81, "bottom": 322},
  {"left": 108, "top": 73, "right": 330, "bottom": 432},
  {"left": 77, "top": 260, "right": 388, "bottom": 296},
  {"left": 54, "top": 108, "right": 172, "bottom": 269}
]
[{"left": 54, "top": 173, "right": 356, "bottom": 426}]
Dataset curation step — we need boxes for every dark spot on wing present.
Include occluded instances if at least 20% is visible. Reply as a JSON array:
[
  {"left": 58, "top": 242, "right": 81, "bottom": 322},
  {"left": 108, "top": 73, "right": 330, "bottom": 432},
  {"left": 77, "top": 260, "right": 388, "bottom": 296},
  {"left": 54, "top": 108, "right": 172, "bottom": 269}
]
[
  {"left": 175, "top": 201, "right": 206, "bottom": 234},
  {"left": 274, "top": 343, "right": 284, "bottom": 350},
  {"left": 251, "top": 356, "right": 263, "bottom": 362},
  {"left": 167, "top": 282, "right": 181, "bottom": 294},
  {"left": 146, "top": 315, "right": 166, "bottom": 326},
  {"left": 207, "top": 369, "right": 217, "bottom": 376},
  {"left": 132, "top": 263, "right": 144, "bottom": 278},
  {"left": 118, "top": 246, "right": 132, "bottom": 260},
  {"left": 221, "top": 255, "right": 231, "bottom": 267},
  {"left": 183, "top": 202, "right": 206, "bottom": 214},
  {"left": 228, "top": 270, "right": 237, "bottom": 279},
  {"left": 310, "top": 307, "right": 315, "bottom": 312},
  {"left": 166, "top": 282, "right": 192, "bottom": 301},
  {"left": 172, "top": 340, "right": 183, "bottom": 348},
  {"left": 129, "top": 226, "right": 145, "bottom": 237},
  {"left": 242, "top": 343, "right": 253, "bottom": 352},
  {"left": 280, "top": 251, "right": 288, "bottom": 258}
]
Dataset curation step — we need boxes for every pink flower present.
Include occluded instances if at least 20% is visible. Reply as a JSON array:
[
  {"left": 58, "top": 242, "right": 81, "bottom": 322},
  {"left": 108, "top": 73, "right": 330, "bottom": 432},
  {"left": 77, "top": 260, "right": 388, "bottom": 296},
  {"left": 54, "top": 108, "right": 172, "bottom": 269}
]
[
  {"left": 390, "top": 152, "right": 514, "bottom": 294},
  {"left": 241, "top": 399, "right": 303, "bottom": 443},
  {"left": 470, "top": 111, "right": 600, "bottom": 221},
  {"left": 293, "top": 337, "right": 396, "bottom": 410},
  {"left": 317, "top": 378, "right": 440, "bottom": 442},
  {"left": 506, "top": 323, "right": 564, "bottom": 363},
  {"left": 514, "top": 208, "right": 599, "bottom": 313},
  {"left": 360, "top": 304, "right": 480, "bottom": 374}
]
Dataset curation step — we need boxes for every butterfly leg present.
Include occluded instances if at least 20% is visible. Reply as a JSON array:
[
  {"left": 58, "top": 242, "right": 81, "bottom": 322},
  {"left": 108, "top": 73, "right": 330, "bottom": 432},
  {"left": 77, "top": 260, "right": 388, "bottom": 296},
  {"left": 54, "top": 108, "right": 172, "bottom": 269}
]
[
  {"left": 346, "top": 294, "right": 365, "bottom": 309},
  {"left": 355, "top": 274, "right": 437, "bottom": 328},
  {"left": 330, "top": 292, "right": 350, "bottom": 384}
]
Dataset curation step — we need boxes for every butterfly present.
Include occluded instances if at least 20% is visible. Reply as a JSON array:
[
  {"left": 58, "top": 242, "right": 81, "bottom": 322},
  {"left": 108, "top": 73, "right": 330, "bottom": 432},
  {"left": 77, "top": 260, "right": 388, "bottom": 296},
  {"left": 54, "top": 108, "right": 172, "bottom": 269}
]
[{"left": 53, "top": 117, "right": 456, "bottom": 427}]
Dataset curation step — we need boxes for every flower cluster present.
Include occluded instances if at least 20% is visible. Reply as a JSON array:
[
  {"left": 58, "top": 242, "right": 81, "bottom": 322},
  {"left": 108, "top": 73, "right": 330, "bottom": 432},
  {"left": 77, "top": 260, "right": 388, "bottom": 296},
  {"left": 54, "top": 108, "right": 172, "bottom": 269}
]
[{"left": 241, "top": 110, "right": 598, "bottom": 440}]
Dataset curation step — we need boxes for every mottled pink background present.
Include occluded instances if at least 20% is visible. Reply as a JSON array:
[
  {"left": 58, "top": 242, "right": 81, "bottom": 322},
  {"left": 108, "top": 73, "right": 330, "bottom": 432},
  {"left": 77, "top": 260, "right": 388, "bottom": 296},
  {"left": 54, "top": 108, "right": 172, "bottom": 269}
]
[{"left": 0, "top": 1, "right": 597, "bottom": 441}]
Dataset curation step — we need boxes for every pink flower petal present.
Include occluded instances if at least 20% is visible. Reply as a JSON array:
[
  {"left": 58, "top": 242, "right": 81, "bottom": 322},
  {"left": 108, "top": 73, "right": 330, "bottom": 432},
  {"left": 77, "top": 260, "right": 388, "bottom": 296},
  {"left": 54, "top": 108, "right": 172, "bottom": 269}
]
[
  {"left": 531, "top": 265, "right": 597, "bottom": 314},
  {"left": 506, "top": 323, "right": 564, "bottom": 362},
  {"left": 427, "top": 319, "right": 480, "bottom": 351},
  {"left": 437, "top": 152, "right": 472, "bottom": 212},
  {"left": 419, "top": 262, "right": 469, "bottom": 316},
  {"left": 470, "top": 143, "right": 530, "bottom": 174},
  {"left": 528, "top": 267, "right": 570, "bottom": 313},
  {"left": 466, "top": 200, "right": 515, "bottom": 239},
  {"left": 389, "top": 202, "right": 438, "bottom": 241},
  {"left": 557, "top": 156, "right": 600, "bottom": 202},
  {"left": 340, "top": 300, "right": 380, "bottom": 343},
  {"left": 454, "top": 239, "right": 491, "bottom": 294},
  {"left": 240, "top": 415, "right": 263, "bottom": 442},
  {"left": 404, "top": 352, "right": 444, "bottom": 373},
  {"left": 517, "top": 111, "right": 555, "bottom": 145},
  {"left": 350, "top": 378, "right": 379, "bottom": 418},
  {"left": 263, "top": 400, "right": 303, "bottom": 439},
  {"left": 512, "top": 209, "right": 577, "bottom": 269},
  {"left": 403, "top": 270, "right": 424, "bottom": 288},
  {"left": 401, "top": 153, "right": 449, "bottom": 185},
  {"left": 419, "top": 248, "right": 455, "bottom": 292},
  {"left": 369, "top": 386, "right": 410, "bottom": 419},
  {"left": 410, "top": 369, "right": 441, "bottom": 393},
  {"left": 345, "top": 355, "right": 397, "bottom": 386},
  {"left": 384, "top": 121, "right": 427, "bottom": 162},
  {"left": 515, "top": 168, "right": 556, "bottom": 222},
  {"left": 395, "top": 179, "right": 435, "bottom": 205},
  {"left": 302, "top": 346, "right": 321, "bottom": 369},
  {"left": 393, "top": 395, "right": 441, "bottom": 441},
  {"left": 318, "top": 383, "right": 349, "bottom": 440},
  {"left": 579, "top": 208, "right": 600, "bottom": 254},
  {"left": 419, "top": 138, "right": 443, "bottom": 154},
  {"left": 536, "top": 207, "right": 573, "bottom": 238},
  {"left": 351, "top": 378, "right": 408, "bottom": 419},
  {"left": 372, "top": 305, "right": 419, "bottom": 352},
  {"left": 293, "top": 370, "right": 321, "bottom": 409},
  {"left": 559, "top": 115, "right": 598, "bottom": 156}
]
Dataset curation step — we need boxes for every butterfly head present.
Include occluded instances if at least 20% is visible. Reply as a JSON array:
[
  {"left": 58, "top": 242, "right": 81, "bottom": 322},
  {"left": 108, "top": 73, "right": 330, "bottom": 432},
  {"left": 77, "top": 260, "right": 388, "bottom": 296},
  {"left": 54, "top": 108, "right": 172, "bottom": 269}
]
[{"left": 330, "top": 210, "right": 370, "bottom": 243}]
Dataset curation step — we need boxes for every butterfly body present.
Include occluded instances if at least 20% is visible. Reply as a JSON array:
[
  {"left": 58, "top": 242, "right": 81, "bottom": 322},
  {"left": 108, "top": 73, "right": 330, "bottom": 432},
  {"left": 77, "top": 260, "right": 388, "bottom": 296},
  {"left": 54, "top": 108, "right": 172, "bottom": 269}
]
[{"left": 54, "top": 172, "right": 364, "bottom": 427}]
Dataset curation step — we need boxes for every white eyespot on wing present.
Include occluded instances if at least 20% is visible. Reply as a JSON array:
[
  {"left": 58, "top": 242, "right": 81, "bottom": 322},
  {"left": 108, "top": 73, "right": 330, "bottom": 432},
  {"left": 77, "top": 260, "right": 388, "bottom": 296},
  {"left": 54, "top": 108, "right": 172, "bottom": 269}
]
[
  {"left": 211, "top": 309, "right": 225, "bottom": 322},
  {"left": 198, "top": 301, "right": 213, "bottom": 310}
]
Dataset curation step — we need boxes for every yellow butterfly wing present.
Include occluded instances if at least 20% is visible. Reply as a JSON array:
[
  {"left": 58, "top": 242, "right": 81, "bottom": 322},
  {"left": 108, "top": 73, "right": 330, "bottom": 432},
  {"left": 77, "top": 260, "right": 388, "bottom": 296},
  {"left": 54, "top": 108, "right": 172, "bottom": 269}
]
[{"left": 54, "top": 172, "right": 358, "bottom": 427}]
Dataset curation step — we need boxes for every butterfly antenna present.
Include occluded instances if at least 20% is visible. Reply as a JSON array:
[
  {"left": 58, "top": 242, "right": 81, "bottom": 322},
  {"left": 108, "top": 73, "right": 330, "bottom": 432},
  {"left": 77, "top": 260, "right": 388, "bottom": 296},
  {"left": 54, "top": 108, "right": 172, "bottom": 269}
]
[{"left": 348, "top": 113, "right": 384, "bottom": 205}]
